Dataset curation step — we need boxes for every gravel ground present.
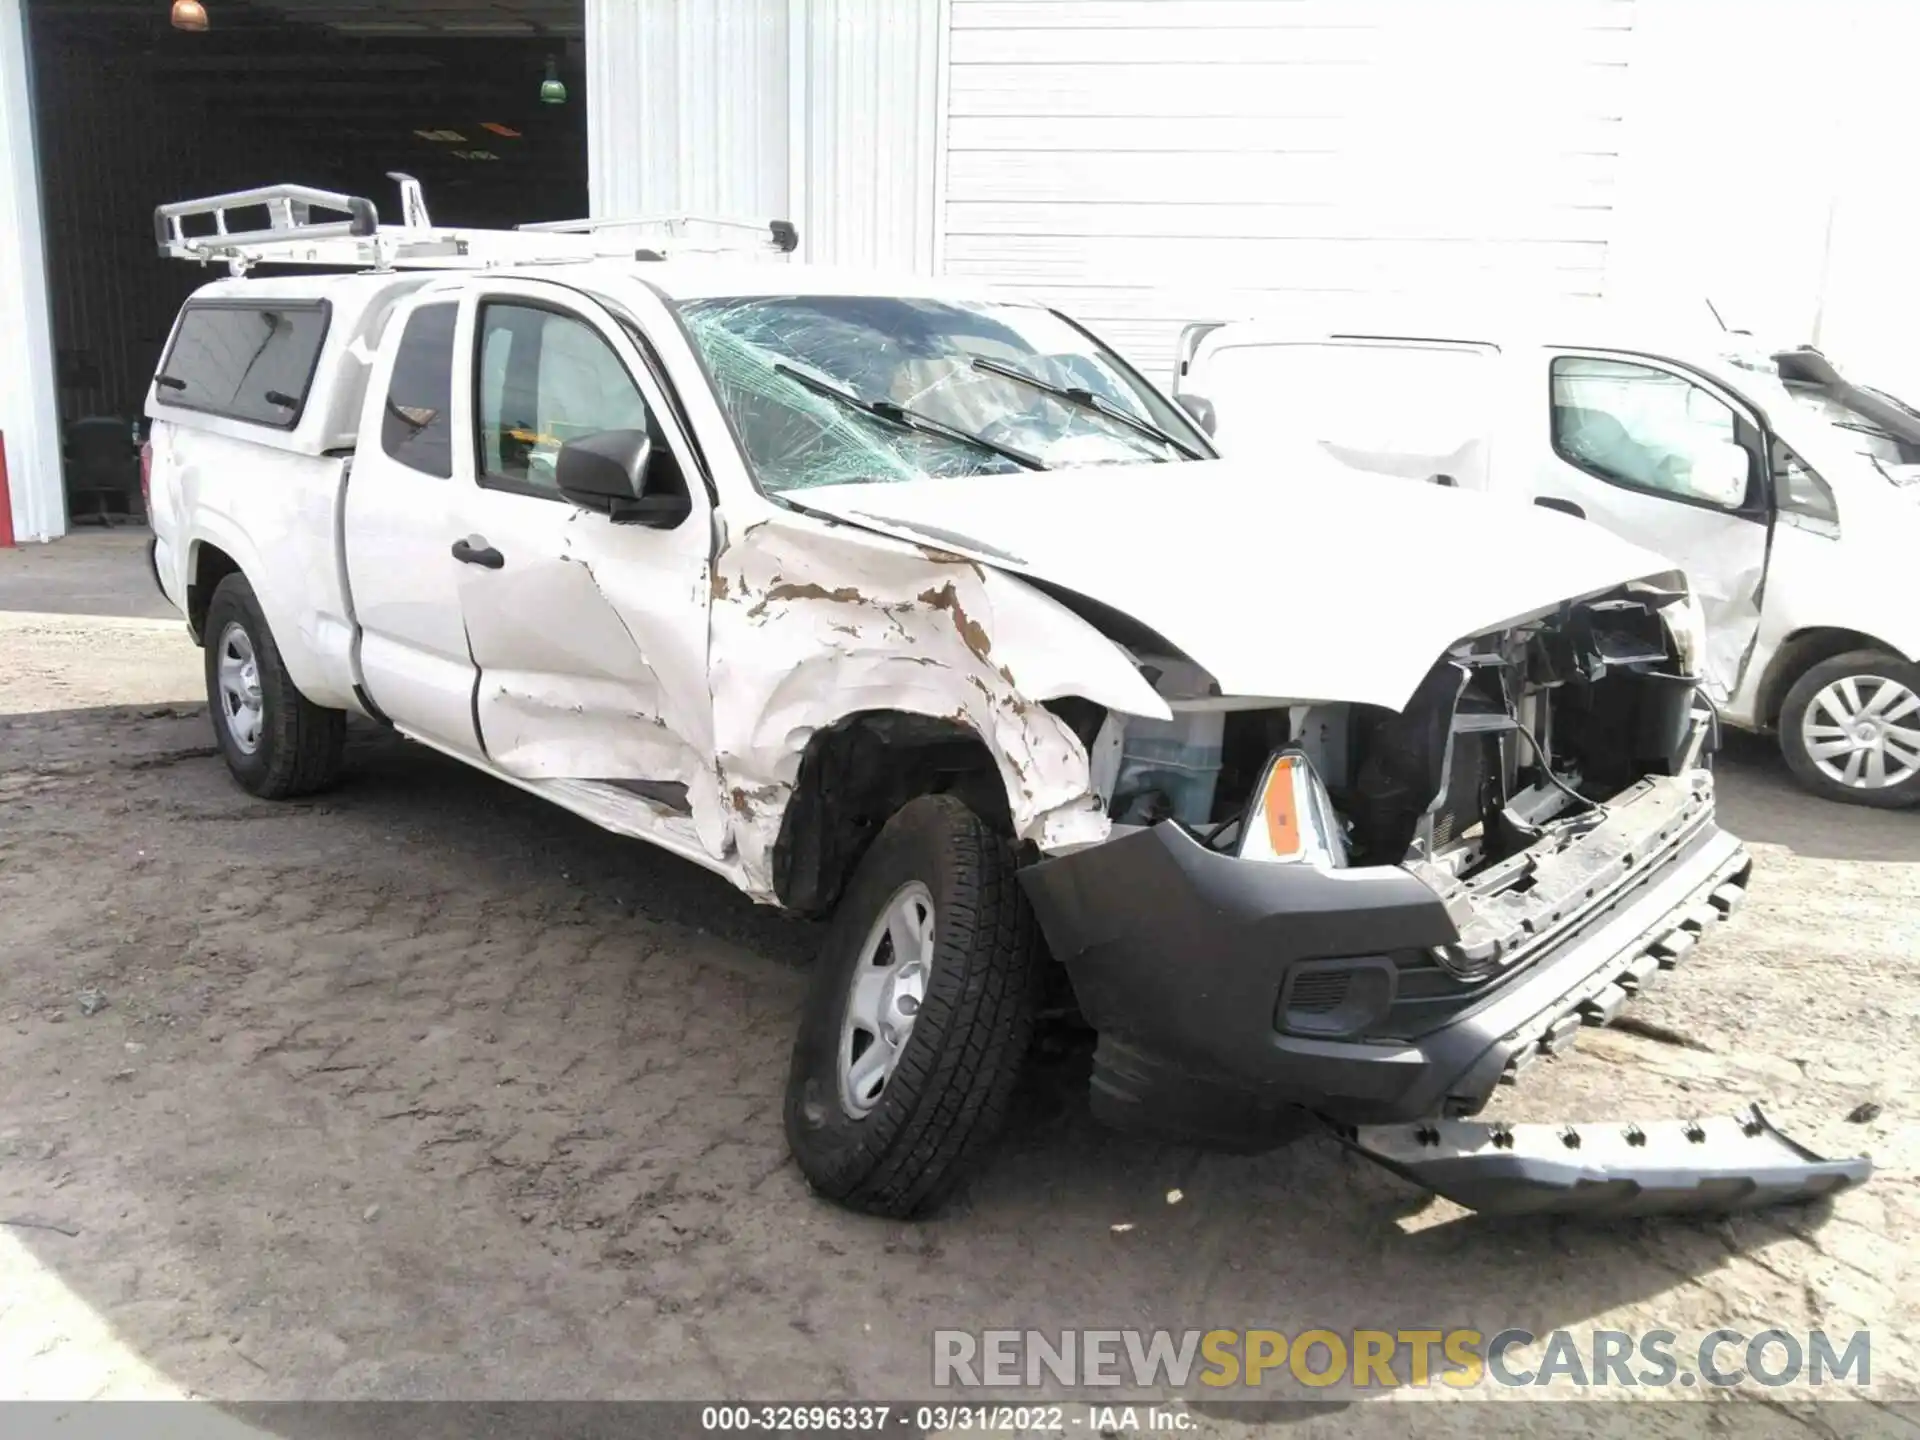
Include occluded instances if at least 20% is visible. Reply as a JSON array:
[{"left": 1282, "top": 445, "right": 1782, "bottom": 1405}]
[{"left": 0, "top": 536, "right": 1914, "bottom": 1436}]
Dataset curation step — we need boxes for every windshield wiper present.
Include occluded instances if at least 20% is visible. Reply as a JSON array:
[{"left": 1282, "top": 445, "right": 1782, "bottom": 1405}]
[
  {"left": 970, "top": 356, "right": 1206, "bottom": 461},
  {"left": 772, "top": 364, "right": 1045, "bottom": 472}
]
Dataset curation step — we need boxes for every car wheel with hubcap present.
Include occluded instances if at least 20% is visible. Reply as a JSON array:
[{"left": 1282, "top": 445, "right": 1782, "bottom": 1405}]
[
  {"left": 203, "top": 573, "right": 347, "bottom": 799},
  {"left": 785, "top": 794, "right": 1041, "bottom": 1218},
  {"left": 1779, "top": 649, "right": 1920, "bottom": 808}
]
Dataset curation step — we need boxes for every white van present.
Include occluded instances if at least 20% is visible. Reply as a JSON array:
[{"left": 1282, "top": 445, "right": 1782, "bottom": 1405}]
[{"left": 1177, "top": 321, "right": 1920, "bottom": 808}]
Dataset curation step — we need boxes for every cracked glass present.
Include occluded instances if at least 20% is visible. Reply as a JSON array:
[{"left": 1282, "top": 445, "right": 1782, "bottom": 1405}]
[{"left": 674, "top": 295, "right": 1207, "bottom": 494}]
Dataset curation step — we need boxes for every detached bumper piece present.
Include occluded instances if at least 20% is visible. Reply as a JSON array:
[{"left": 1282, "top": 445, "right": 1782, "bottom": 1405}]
[{"left": 1344, "top": 1104, "right": 1871, "bottom": 1218}]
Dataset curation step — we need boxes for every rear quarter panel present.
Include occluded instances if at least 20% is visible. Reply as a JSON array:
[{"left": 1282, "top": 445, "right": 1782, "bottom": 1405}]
[{"left": 151, "top": 420, "right": 359, "bottom": 710}]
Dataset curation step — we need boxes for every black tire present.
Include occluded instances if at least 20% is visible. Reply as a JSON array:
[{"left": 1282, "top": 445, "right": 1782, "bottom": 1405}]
[
  {"left": 203, "top": 573, "right": 346, "bottom": 799},
  {"left": 1778, "top": 649, "right": 1920, "bottom": 809},
  {"left": 784, "top": 794, "right": 1040, "bottom": 1218}
]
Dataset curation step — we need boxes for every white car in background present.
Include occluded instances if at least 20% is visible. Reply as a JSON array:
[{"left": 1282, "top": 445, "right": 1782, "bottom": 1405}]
[{"left": 1177, "top": 320, "right": 1920, "bottom": 808}]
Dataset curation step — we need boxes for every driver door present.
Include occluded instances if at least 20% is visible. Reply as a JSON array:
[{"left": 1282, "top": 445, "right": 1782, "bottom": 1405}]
[
  {"left": 444, "top": 279, "right": 724, "bottom": 855},
  {"left": 1537, "top": 352, "right": 1772, "bottom": 702}
]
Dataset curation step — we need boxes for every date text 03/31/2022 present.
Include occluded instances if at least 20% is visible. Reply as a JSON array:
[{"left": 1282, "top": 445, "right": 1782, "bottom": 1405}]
[{"left": 700, "top": 1406, "right": 1195, "bottom": 1433}]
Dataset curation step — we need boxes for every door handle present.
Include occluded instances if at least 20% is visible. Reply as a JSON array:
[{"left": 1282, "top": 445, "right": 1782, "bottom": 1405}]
[
  {"left": 1534, "top": 496, "right": 1586, "bottom": 520},
  {"left": 451, "top": 536, "right": 505, "bottom": 569}
]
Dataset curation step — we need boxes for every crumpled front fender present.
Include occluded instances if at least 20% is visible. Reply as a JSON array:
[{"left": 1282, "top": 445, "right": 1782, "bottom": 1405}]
[{"left": 709, "top": 514, "right": 1170, "bottom": 901}]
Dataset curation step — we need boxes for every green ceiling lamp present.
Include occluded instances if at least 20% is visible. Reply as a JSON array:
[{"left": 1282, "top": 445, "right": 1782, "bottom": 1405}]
[{"left": 540, "top": 56, "right": 568, "bottom": 106}]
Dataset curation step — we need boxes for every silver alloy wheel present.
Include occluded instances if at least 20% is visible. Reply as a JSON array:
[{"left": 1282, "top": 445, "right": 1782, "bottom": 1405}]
[
  {"left": 1801, "top": 673, "right": 1920, "bottom": 790},
  {"left": 838, "top": 880, "right": 936, "bottom": 1118},
  {"left": 216, "top": 621, "right": 265, "bottom": 756}
]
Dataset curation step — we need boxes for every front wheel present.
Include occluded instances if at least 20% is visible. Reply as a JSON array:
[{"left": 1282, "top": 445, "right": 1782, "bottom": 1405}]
[
  {"left": 1778, "top": 649, "right": 1920, "bottom": 808},
  {"left": 203, "top": 574, "right": 346, "bottom": 799},
  {"left": 784, "top": 795, "right": 1041, "bottom": 1218}
]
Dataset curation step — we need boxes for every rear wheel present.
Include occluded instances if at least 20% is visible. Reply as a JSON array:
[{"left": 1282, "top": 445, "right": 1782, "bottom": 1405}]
[
  {"left": 204, "top": 574, "right": 346, "bottom": 799},
  {"left": 784, "top": 794, "right": 1040, "bottom": 1217},
  {"left": 1778, "top": 649, "right": 1920, "bottom": 808}
]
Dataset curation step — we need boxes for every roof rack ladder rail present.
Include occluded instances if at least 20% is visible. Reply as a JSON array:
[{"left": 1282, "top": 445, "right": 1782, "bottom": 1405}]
[
  {"left": 518, "top": 212, "right": 800, "bottom": 254},
  {"left": 154, "top": 183, "right": 381, "bottom": 257}
]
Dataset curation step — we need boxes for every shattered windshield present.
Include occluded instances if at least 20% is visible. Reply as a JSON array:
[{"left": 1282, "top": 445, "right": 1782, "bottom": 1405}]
[
  {"left": 673, "top": 294, "right": 1207, "bottom": 493},
  {"left": 1782, "top": 381, "right": 1920, "bottom": 487}
]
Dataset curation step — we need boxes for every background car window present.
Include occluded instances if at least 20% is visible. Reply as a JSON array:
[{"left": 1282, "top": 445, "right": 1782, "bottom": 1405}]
[
  {"left": 1771, "top": 438, "right": 1841, "bottom": 528},
  {"left": 475, "top": 304, "right": 650, "bottom": 495},
  {"left": 1550, "top": 356, "right": 1752, "bottom": 510},
  {"left": 379, "top": 303, "right": 457, "bottom": 478}
]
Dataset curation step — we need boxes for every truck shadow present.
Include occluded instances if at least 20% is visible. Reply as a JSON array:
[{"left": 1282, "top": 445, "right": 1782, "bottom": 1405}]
[{"left": 0, "top": 707, "right": 1880, "bottom": 1409}]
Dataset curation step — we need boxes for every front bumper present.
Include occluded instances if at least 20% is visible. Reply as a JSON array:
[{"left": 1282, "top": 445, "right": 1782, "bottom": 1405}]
[{"left": 1021, "top": 770, "right": 1747, "bottom": 1137}]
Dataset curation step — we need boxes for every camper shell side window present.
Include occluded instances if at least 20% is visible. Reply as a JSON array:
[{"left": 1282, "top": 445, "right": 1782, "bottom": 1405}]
[{"left": 154, "top": 299, "right": 332, "bottom": 431}]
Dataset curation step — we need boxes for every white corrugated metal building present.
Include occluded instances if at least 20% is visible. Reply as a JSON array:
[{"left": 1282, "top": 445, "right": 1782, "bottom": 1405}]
[
  {"left": 589, "top": 0, "right": 1917, "bottom": 371},
  {"left": 3, "top": 0, "right": 1914, "bottom": 540}
]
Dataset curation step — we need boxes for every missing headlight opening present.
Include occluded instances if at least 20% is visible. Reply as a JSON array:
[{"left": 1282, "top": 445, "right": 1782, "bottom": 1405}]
[{"left": 1100, "top": 585, "right": 1703, "bottom": 893}]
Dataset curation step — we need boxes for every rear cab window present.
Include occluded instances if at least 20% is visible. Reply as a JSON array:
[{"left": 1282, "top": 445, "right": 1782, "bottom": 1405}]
[{"left": 155, "top": 300, "right": 331, "bottom": 430}]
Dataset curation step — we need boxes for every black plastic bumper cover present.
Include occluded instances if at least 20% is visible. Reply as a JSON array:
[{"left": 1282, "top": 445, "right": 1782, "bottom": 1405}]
[
  {"left": 1020, "top": 784, "right": 1748, "bottom": 1127},
  {"left": 1343, "top": 1105, "right": 1872, "bottom": 1217}
]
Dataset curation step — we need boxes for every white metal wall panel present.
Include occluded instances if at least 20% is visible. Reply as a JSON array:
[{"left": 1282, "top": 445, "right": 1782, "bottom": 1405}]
[
  {"left": 942, "top": 0, "right": 1637, "bottom": 376},
  {"left": 588, "top": 0, "right": 790, "bottom": 220},
  {"left": 590, "top": 0, "right": 939, "bottom": 272},
  {"left": 792, "top": 0, "right": 941, "bottom": 270},
  {"left": 0, "top": 0, "right": 62, "bottom": 542}
]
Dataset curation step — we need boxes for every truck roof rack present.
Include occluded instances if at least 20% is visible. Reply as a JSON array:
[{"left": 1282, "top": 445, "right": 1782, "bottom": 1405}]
[{"left": 155, "top": 176, "right": 798, "bottom": 276}]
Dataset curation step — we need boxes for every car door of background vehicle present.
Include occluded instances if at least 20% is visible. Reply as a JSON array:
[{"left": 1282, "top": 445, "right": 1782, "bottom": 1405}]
[
  {"left": 1537, "top": 351, "right": 1772, "bottom": 702},
  {"left": 342, "top": 290, "right": 484, "bottom": 757},
  {"left": 1181, "top": 334, "right": 1501, "bottom": 491},
  {"left": 445, "top": 279, "right": 723, "bottom": 855}
]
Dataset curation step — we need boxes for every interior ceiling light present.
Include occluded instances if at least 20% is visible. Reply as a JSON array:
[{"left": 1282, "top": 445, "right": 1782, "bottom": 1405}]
[
  {"left": 170, "top": 0, "right": 209, "bottom": 31},
  {"left": 413, "top": 129, "right": 466, "bottom": 143},
  {"left": 540, "top": 56, "right": 567, "bottom": 106},
  {"left": 480, "top": 122, "right": 522, "bottom": 138}
]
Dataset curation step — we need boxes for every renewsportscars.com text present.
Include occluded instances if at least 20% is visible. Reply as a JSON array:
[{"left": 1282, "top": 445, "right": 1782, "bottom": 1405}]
[{"left": 932, "top": 1328, "right": 1872, "bottom": 1392}]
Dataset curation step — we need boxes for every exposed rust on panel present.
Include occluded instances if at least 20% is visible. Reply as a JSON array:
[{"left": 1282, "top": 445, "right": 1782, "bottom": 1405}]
[
  {"left": 746, "top": 579, "right": 869, "bottom": 620},
  {"left": 916, "top": 582, "right": 993, "bottom": 665}
]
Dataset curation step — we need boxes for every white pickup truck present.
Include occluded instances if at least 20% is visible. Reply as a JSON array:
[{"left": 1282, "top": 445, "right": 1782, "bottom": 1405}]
[{"left": 142, "top": 184, "right": 1868, "bottom": 1219}]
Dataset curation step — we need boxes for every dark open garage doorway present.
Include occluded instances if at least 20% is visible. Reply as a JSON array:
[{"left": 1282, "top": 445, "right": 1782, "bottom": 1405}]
[{"left": 25, "top": 0, "right": 585, "bottom": 521}]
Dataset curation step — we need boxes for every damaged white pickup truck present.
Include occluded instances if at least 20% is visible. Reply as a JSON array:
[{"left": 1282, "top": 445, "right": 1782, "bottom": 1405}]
[{"left": 143, "top": 184, "right": 1869, "bottom": 1219}]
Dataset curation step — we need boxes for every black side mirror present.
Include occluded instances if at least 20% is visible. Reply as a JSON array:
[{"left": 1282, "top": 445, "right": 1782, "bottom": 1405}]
[
  {"left": 555, "top": 429, "right": 691, "bottom": 529},
  {"left": 1177, "top": 392, "right": 1217, "bottom": 437}
]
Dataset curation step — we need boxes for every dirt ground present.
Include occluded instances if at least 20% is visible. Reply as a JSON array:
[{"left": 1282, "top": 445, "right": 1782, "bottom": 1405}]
[{"left": 0, "top": 534, "right": 1914, "bottom": 1435}]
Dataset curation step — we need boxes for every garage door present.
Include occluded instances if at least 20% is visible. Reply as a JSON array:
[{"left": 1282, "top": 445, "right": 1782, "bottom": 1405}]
[{"left": 940, "top": 0, "right": 1636, "bottom": 378}]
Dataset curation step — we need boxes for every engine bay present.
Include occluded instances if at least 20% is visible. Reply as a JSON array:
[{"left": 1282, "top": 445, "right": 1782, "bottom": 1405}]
[{"left": 1100, "top": 586, "right": 1708, "bottom": 885}]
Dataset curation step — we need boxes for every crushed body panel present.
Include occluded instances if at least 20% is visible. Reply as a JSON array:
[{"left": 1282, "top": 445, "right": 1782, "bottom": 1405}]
[
  {"left": 791, "top": 462, "right": 1683, "bottom": 712},
  {"left": 707, "top": 511, "right": 1171, "bottom": 900}
]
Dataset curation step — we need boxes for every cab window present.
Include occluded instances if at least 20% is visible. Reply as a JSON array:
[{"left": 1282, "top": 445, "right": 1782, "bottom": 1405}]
[
  {"left": 474, "top": 304, "right": 650, "bottom": 497},
  {"left": 1550, "top": 356, "right": 1757, "bottom": 511},
  {"left": 380, "top": 303, "right": 457, "bottom": 478}
]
